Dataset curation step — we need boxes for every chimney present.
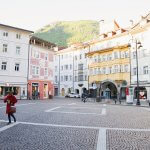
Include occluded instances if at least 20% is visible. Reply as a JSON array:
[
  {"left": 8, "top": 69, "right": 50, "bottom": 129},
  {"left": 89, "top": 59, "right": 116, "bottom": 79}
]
[{"left": 99, "top": 20, "right": 104, "bottom": 35}]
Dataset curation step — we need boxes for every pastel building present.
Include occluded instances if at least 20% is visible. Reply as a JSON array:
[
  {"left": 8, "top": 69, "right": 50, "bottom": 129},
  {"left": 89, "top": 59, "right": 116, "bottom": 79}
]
[
  {"left": 0, "top": 24, "right": 33, "bottom": 99},
  {"left": 28, "top": 36, "right": 56, "bottom": 99},
  {"left": 86, "top": 21, "right": 130, "bottom": 100},
  {"left": 54, "top": 44, "right": 89, "bottom": 96},
  {"left": 129, "top": 13, "right": 150, "bottom": 100}
]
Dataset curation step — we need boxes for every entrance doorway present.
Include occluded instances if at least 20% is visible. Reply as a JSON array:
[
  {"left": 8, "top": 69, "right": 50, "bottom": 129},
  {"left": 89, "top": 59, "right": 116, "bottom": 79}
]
[
  {"left": 32, "top": 83, "right": 39, "bottom": 99},
  {"left": 101, "top": 81, "right": 118, "bottom": 99},
  {"left": 44, "top": 84, "right": 48, "bottom": 98}
]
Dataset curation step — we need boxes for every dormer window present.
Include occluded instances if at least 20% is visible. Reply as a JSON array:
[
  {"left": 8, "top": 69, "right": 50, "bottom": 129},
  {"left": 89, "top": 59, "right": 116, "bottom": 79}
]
[
  {"left": 140, "top": 19, "right": 147, "bottom": 27},
  {"left": 99, "top": 34, "right": 107, "bottom": 40},
  {"left": 116, "top": 29, "right": 122, "bottom": 35},
  {"left": 108, "top": 32, "right": 112, "bottom": 37}
]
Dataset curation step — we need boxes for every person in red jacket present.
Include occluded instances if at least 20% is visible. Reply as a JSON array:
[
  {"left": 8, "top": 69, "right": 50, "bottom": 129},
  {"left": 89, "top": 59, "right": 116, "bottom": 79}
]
[{"left": 4, "top": 91, "right": 17, "bottom": 125}]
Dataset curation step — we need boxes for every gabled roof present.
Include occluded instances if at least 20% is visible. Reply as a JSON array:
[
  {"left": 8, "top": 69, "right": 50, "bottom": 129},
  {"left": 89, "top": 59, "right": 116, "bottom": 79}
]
[
  {"left": 30, "top": 36, "right": 56, "bottom": 47},
  {"left": 0, "top": 23, "right": 33, "bottom": 33},
  {"left": 131, "top": 12, "right": 150, "bottom": 29}
]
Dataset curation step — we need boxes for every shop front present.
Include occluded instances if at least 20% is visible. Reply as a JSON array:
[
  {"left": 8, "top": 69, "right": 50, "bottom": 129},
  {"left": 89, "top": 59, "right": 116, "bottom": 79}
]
[
  {"left": 0, "top": 83, "right": 27, "bottom": 99},
  {"left": 28, "top": 80, "right": 54, "bottom": 100}
]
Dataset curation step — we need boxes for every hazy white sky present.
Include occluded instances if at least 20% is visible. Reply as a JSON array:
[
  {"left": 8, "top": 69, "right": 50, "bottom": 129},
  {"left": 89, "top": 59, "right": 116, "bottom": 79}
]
[{"left": 0, "top": 0, "right": 149, "bottom": 31}]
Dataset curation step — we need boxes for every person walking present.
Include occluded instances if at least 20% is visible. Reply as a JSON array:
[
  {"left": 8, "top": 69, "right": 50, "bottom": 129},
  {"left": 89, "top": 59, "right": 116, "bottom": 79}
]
[{"left": 4, "top": 91, "right": 17, "bottom": 125}]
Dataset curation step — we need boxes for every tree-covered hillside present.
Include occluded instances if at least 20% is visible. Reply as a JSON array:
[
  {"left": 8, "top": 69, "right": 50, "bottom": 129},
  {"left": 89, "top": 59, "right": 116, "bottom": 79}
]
[{"left": 34, "top": 20, "right": 99, "bottom": 47}]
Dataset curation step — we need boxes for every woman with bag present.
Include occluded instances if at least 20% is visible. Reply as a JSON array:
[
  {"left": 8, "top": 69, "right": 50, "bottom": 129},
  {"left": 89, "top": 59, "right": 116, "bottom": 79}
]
[{"left": 4, "top": 91, "right": 18, "bottom": 125}]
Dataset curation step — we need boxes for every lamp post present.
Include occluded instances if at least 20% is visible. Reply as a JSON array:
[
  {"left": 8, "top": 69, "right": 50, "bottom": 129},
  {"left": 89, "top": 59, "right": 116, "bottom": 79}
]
[{"left": 129, "top": 38, "right": 142, "bottom": 105}]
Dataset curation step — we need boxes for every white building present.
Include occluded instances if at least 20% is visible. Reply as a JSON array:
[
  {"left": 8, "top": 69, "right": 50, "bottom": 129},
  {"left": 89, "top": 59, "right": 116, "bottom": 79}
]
[
  {"left": 0, "top": 24, "right": 33, "bottom": 99},
  {"left": 130, "top": 13, "right": 150, "bottom": 100},
  {"left": 54, "top": 44, "right": 89, "bottom": 96}
]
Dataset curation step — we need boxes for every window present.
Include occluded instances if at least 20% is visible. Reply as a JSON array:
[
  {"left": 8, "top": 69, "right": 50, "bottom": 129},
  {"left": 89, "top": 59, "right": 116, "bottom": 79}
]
[
  {"left": 90, "top": 69, "right": 93, "bottom": 75},
  {"left": 75, "top": 76, "right": 78, "bottom": 82},
  {"left": 1, "top": 62, "right": 7, "bottom": 70},
  {"left": 15, "top": 63, "right": 20, "bottom": 71},
  {"left": 102, "top": 55, "right": 106, "bottom": 61},
  {"left": 98, "top": 68, "right": 101, "bottom": 74},
  {"left": 78, "top": 75, "right": 83, "bottom": 81},
  {"left": 125, "top": 51, "right": 129, "bottom": 58},
  {"left": 16, "top": 34, "right": 21, "bottom": 39},
  {"left": 133, "top": 51, "right": 136, "bottom": 59},
  {"left": 70, "top": 75, "right": 72, "bottom": 81},
  {"left": 45, "top": 54, "right": 48, "bottom": 60},
  {"left": 107, "top": 54, "right": 112, "bottom": 61},
  {"left": 94, "top": 68, "right": 97, "bottom": 75},
  {"left": 3, "top": 44, "right": 8, "bottom": 53},
  {"left": 32, "top": 66, "right": 39, "bottom": 75},
  {"left": 16, "top": 46, "right": 21, "bottom": 55},
  {"left": 3, "top": 32, "right": 8, "bottom": 37},
  {"left": 36, "top": 67, "right": 39, "bottom": 75},
  {"left": 80, "top": 54, "right": 82, "bottom": 59},
  {"left": 114, "top": 65, "right": 118, "bottom": 73},
  {"left": 34, "top": 51, "right": 39, "bottom": 58},
  {"left": 70, "top": 64, "right": 72, "bottom": 70},
  {"left": 98, "top": 55, "right": 101, "bottom": 62},
  {"left": 32, "top": 66, "right": 36, "bottom": 75},
  {"left": 55, "top": 76, "right": 58, "bottom": 83},
  {"left": 61, "top": 76, "right": 63, "bottom": 81},
  {"left": 55, "top": 66, "right": 57, "bottom": 72},
  {"left": 124, "top": 65, "right": 128, "bottom": 72},
  {"left": 44, "top": 68, "right": 48, "bottom": 76},
  {"left": 61, "top": 66, "right": 63, "bottom": 71},
  {"left": 94, "top": 56, "right": 98, "bottom": 62},
  {"left": 133, "top": 68, "right": 137, "bottom": 75},
  {"left": 114, "top": 52, "right": 118, "bottom": 59},
  {"left": 143, "top": 66, "right": 148, "bottom": 74},
  {"left": 85, "top": 75, "right": 87, "bottom": 81},
  {"left": 64, "top": 65, "right": 68, "bottom": 70},
  {"left": 75, "top": 55, "right": 77, "bottom": 60},
  {"left": 64, "top": 75, "right": 68, "bottom": 81},
  {"left": 78, "top": 64, "right": 83, "bottom": 70},
  {"left": 103, "top": 67, "right": 106, "bottom": 74},
  {"left": 108, "top": 67, "right": 112, "bottom": 74}
]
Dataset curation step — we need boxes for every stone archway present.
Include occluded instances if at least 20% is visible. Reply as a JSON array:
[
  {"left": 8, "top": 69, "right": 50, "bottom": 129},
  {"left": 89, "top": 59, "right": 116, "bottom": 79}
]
[{"left": 100, "top": 81, "right": 118, "bottom": 100}]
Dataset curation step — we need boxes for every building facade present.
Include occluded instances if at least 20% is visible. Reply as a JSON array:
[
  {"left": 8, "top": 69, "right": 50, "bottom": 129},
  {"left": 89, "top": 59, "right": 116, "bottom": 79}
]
[
  {"left": 0, "top": 24, "right": 33, "bottom": 99},
  {"left": 54, "top": 44, "right": 89, "bottom": 96},
  {"left": 129, "top": 13, "right": 150, "bottom": 101},
  {"left": 87, "top": 21, "right": 130, "bottom": 100},
  {"left": 28, "top": 36, "right": 55, "bottom": 100}
]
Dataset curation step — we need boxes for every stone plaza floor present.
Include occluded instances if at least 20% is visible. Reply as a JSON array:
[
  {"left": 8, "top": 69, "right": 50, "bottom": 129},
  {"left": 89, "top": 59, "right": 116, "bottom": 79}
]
[{"left": 0, "top": 98, "right": 150, "bottom": 150}]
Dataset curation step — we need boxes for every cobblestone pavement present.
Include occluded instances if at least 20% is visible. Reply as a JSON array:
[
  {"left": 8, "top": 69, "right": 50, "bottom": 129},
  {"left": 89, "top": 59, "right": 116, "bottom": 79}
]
[{"left": 0, "top": 98, "right": 150, "bottom": 149}]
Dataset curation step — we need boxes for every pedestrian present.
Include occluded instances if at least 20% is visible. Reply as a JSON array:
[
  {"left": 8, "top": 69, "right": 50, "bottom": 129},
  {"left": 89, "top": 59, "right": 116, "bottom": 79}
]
[{"left": 4, "top": 91, "right": 17, "bottom": 125}]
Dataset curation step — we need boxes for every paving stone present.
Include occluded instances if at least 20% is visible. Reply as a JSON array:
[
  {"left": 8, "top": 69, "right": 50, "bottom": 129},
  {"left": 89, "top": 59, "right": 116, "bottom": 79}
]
[
  {"left": 0, "top": 124, "right": 98, "bottom": 150},
  {"left": 107, "top": 129, "right": 150, "bottom": 150}
]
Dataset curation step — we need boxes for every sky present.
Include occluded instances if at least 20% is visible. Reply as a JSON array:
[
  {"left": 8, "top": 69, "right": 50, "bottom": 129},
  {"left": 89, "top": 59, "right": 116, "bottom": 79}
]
[{"left": 0, "top": 0, "right": 150, "bottom": 31}]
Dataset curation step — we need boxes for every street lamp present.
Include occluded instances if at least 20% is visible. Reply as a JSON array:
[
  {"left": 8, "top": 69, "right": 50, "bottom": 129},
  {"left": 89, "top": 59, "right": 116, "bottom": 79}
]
[{"left": 129, "top": 38, "right": 142, "bottom": 105}]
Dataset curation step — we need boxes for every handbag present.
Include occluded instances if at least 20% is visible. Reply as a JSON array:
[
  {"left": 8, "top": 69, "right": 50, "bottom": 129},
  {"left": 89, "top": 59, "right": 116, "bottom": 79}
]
[{"left": 10, "top": 106, "right": 16, "bottom": 113}]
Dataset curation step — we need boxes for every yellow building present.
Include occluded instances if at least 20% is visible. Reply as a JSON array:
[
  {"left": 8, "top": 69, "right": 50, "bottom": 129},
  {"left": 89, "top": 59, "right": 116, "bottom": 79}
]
[{"left": 86, "top": 21, "right": 130, "bottom": 100}]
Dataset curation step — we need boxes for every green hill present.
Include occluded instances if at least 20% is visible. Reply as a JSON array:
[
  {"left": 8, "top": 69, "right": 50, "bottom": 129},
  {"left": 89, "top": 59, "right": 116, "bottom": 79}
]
[{"left": 34, "top": 20, "right": 99, "bottom": 47}]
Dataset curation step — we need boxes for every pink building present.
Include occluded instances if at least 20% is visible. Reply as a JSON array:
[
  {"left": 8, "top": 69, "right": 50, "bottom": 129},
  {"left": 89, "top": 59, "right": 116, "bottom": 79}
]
[{"left": 28, "top": 36, "right": 56, "bottom": 100}]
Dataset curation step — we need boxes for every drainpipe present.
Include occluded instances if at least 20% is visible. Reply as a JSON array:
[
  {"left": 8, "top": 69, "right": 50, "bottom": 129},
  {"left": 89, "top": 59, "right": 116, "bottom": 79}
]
[{"left": 27, "top": 40, "right": 31, "bottom": 100}]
